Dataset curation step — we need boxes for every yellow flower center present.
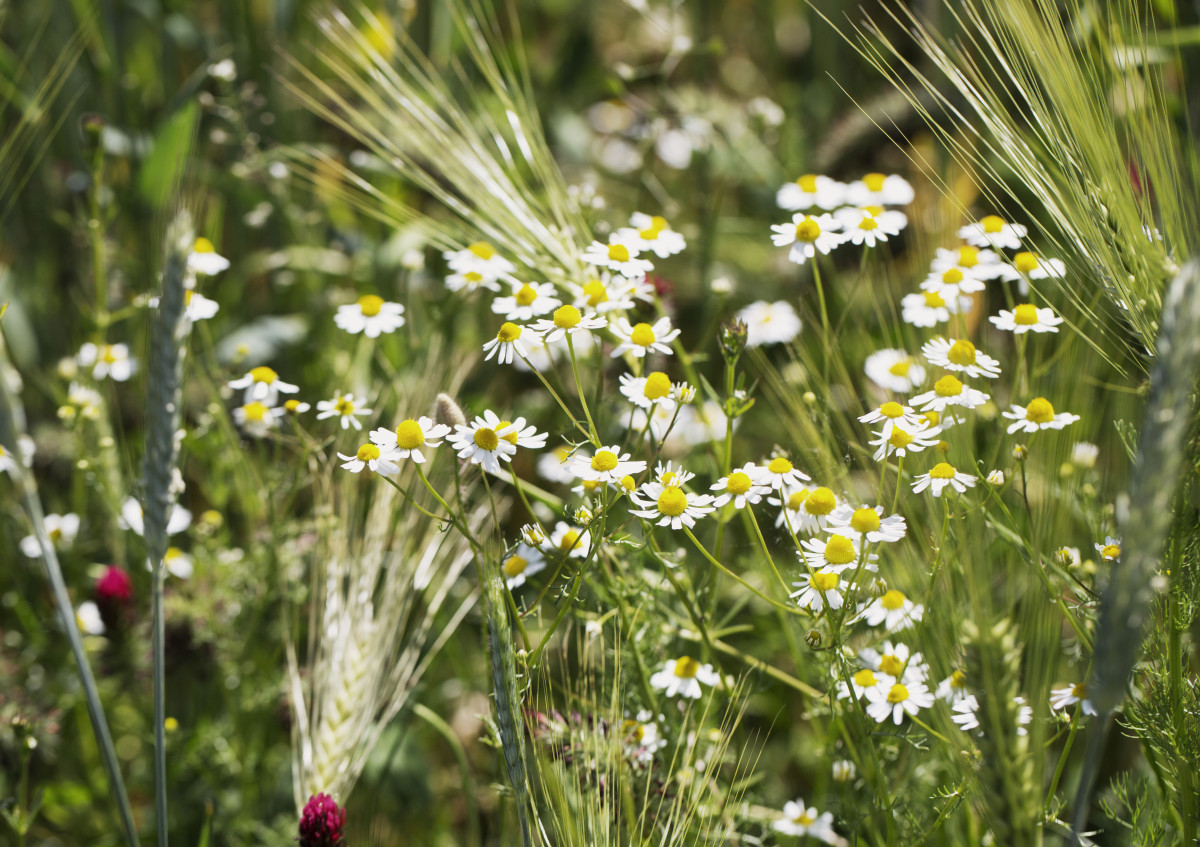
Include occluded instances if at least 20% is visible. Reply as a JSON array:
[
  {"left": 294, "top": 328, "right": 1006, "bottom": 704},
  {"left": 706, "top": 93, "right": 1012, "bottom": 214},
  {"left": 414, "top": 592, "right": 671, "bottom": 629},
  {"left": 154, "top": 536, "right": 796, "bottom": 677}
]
[
  {"left": 796, "top": 174, "right": 818, "bottom": 193},
  {"left": 495, "top": 420, "right": 520, "bottom": 445},
  {"left": 879, "top": 401, "right": 904, "bottom": 419},
  {"left": 559, "top": 530, "right": 580, "bottom": 551},
  {"left": 1014, "top": 252, "right": 1039, "bottom": 274},
  {"left": 630, "top": 323, "right": 657, "bottom": 347},
  {"left": 643, "top": 371, "right": 672, "bottom": 400},
  {"left": 464, "top": 271, "right": 483, "bottom": 284},
  {"left": 165, "top": 547, "right": 183, "bottom": 561},
  {"left": 864, "top": 204, "right": 885, "bottom": 215},
  {"left": 929, "top": 462, "right": 957, "bottom": 480},
  {"left": 795, "top": 218, "right": 821, "bottom": 242},
  {"left": 881, "top": 589, "right": 907, "bottom": 610},
  {"left": 249, "top": 366, "right": 278, "bottom": 384},
  {"left": 284, "top": 399, "right": 303, "bottom": 413},
  {"left": 497, "top": 322, "right": 522, "bottom": 343},
  {"left": 357, "top": 294, "right": 384, "bottom": 317},
  {"left": 957, "top": 245, "right": 979, "bottom": 267},
  {"left": 511, "top": 284, "right": 536, "bottom": 307},
  {"left": 101, "top": 346, "right": 118, "bottom": 364},
  {"left": 582, "top": 280, "right": 608, "bottom": 306},
  {"left": 850, "top": 507, "right": 880, "bottom": 533},
  {"left": 947, "top": 339, "right": 977, "bottom": 366},
  {"left": 660, "top": 471, "right": 677, "bottom": 485},
  {"left": 1012, "top": 304, "right": 1039, "bottom": 325},
  {"left": 854, "top": 669, "right": 877, "bottom": 687},
  {"left": 468, "top": 241, "right": 496, "bottom": 260},
  {"left": 395, "top": 419, "right": 424, "bottom": 450},
  {"left": 184, "top": 290, "right": 195, "bottom": 305},
  {"left": 880, "top": 655, "right": 904, "bottom": 677},
  {"left": 726, "top": 472, "right": 752, "bottom": 495},
  {"left": 503, "top": 554, "right": 527, "bottom": 578},
  {"left": 823, "top": 534, "right": 856, "bottom": 565},
  {"left": 1101, "top": 544, "right": 1121, "bottom": 559},
  {"left": 888, "top": 427, "right": 914, "bottom": 448},
  {"left": 1071, "top": 683, "right": 1088, "bottom": 698},
  {"left": 786, "top": 490, "right": 809, "bottom": 510},
  {"left": 49, "top": 527, "right": 63, "bottom": 542},
  {"left": 639, "top": 217, "right": 667, "bottom": 240},
  {"left": 863, "top": 172, "right": 887, "bottom": 192},
  {"left": 607, "top": 243, "right": 631, "bottom": 263},
  {"left": 941, "top": 268, "right": 963, "bottom": 285},
  {"left": 951, "top": 670, "right": 967, "bottom": 688},
  {"left": 673, "top": 656, "right": 700, "bottom": 678},
  {"left": 591, "top": 450, "right": 619, "bottom": 472},
  {"left": 334, "top": 396, "right": 354, "bottom": 415},
  {"left": 243, "top": 402, "right": 267, "bottom": 422},
  {"left": 657, "top": 487, "right": 688, "bottom": 517},
  {"left": 1025, "top": 397, "right": 1055, "bottom": 423},
  {"left": 473, "top": 428, "right": 499, "bottom": 451},
  {"left": 923, "top": 291, "right": 946, "bottom": 308},
  {"left": 981, "top": 215, "right": 1005, "bottom": 234},
  {"left": 812, "top": 571, "right": 840, "bottom": 592},
  {"left": 193, "top": 237, "right": 215, "bottom": 253},
  {"left": 934, "top": 375, "right": 964, "bottom": 397},
  {"left": 888, "top": 359, "right": 911, "bottom": 377},
  {"left": 887, "top": 683, "right": 909, "bottom": 703},
  {"left": 922, "top": 410, "right": 941, "bottom": 426},
  {"left": 356, "top": 443, "right": 381, "bottom": 462},
  {"left": 858, "top": 215, "right": 878, "bottom": 231},
  {"left": 768, "top": 457, "right": 794, "bottom": 475},
  {"left": 620, "top": 475, "right": 636, "bottom": 491},
  {"left": 793, "top": 810, "right": 816, "bottom": 826},
  {"left": 805, "top": 487, "right": 836, "bottom": 515},
  {"left": 553, "top": 305, "right": 582, "bottom": 329}
]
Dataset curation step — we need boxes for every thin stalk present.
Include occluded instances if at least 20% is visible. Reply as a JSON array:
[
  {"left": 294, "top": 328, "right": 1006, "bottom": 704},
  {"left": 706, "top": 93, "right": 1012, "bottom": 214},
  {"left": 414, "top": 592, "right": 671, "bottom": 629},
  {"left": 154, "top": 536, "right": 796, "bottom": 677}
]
[
  {"left": 414, "top": 703, "right": 482, "bottom": 847},
  {"left": 681, "top": 526, "right": 804, "bottom": 616},
  {"left": 566, "top": 335, "right": 599, "bottom": 446}
]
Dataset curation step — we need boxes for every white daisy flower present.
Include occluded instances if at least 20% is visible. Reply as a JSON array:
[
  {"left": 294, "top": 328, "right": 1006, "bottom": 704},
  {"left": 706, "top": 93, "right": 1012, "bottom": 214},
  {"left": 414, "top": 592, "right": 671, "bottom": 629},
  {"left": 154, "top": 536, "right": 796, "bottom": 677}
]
[
  {"left": 832, "top": 760, "right": 856, "bottom": 782},
  {"left": 929, "top": 245, "right": 1008, "bottom": 282},
  {"left": 448, "top": 411, "right": 546, "bottom": 475},
  {"left": 443, "top": 241, "right": 515, "bottom": 283},
  {"left": 610, "top": 316, "right": 681, "bottom": 358},
  {"left": 228, "top": 366, "right": 300, "bottom": 405},
  {"left": 911, "top": 462, "right": 977, "bottom": 496},
  {"left": 800, "top": 533, "right": 876, "bottom": 572},
  {"left": 772, "top": 799, "right": 839, "bottom": 842},
  {"left": 758, "top": 455, "right": 811, "bottom": 490},
  {"left": 368, "top": 416, "right": 451, "bottom": 465},
  {"left": 869, "top": 420, "right": 942, "bottom": 462},
  {"left": 834, "top": 205, "right": 907, "bottom": 246},
  {"left": 492, "top": 281, "right": 561, "bottom": 321},
  {"left": 909, "top": 374, "right": 990, "bottom": 412},
  {"left": 858, "top": 400, "right": 925, "bottom": 438},
  {"left": 846, "top": 172, "right": 915, "bottom": 207},
  {"left": 768, "top": 486, "right": 812, "bottom": 532},
  {"left": 920, "top": 264, "right": 987, "bottom": 298},
  {"left": 569, "top": 445, "right": 646, "bottom": 485},
  {"left": 622, "top": 712, "right": 668, "bottom": 764},
  {"left": 619, "top": 371, "right": 677, "bottom": 410},
  {"left": 857, "top": 589, "right": 924, "bottom": 632},
  {"left": 776, "top": 174, "right": 847, "bottom": 211},
  {"left": 770, "top": 212, "right": 846, "bottom": 265},
  {"left": 338, "top": 442, "right": 397, "bottom": 475},
  {"left": 1050, "top": 682, "right": 1098, "bottom": 716},
  {"left": 901, "top": 289, "right": 971, "bottom": 328},
  {"left": 520, "top": 523, "right": 547, "bottom": 547},
  {"left": 445, "top": 268, "right": 501, "bottom": 294},
  {"left": 234, "top": 400, "right": 283, "bottom": 436},
  {"left": 950, "top": 694, "right": 981, "bottom": 733},
  {"left": 617, "top": 212, "right": 687, "bottom": 258},
  {"left": 827, "top": 504, "right": 906, "bottom": 544},
  {"left": 859, "top": 641, "right": 928, "bottom": 683},
  {"left": 1095, "top": 535, "right": 1121, "bottom": 560},
  {"left": 1072, "top": 442, "right": 1099, "bottom": 468},
  {"left": 989, "top": 303, "right": 1063, "bottom": 334},
  {"left": 547, "top": 521, "right": 591, "bottom": 559},
  {"left": 77, "top": 343, "right": 137, "bottom": 382},
  {"left": 334, "top": 294, "right": 406, "bottom": 338},
  {"left": 315, "top": 393, "right": 371, "bottom": 431},
  {"left": 77, "top": 600, "right": 105, "bottom": 636},
  {"left": 502, "top": 544, "right": 547, "bottom": 589},
  {"left": 736, "top": 300, "right": 802, "bottom": 347},
  {"left": 957, "top": 215, "right": 1027, "bottom": 250},
  {"left": 531, "top": 305, "right": 607, "bottom": 343},
  {"left": 187, "top": 237, "right": 230, "bottom": 275},
  {"left": 19, "top": 512, "right": 81, "bottom": 558},
  {"left": 999, "top": 252, "right": 1067, "bottom": 293},
  {"left": 864, "top": 349, "right": 926, "bottom": 393},
  {"left": 119, "top": 496, "right": 191, "bottom": 537},
  {"left": 570, "top": 271, "right": 652, "bottom": 314},
  {"left": 937, "top": 670, "right": 971, "bottom": 704},
  {"left": 921, "top": 338, "right": 1002, "bottom": 379},
  {"left": 791, "top": 568, "right": 845, "bottom": 612},
  {"left": 483, "top": 322, "right": 544, "bottom": 366},
  {"left": 162, "top": 546, "right": 194, "bottom": 579},
  {"left": 865, "top": 679, "right": 935, "bottom": 725},
  {"left": 582, "top": 236, "right": 654, "bottom": 278},
  {"left": 630, "top": 481, "right": 715, "bottom": 530},
  {"left": 1002, "top": 397, "right": 1080, "bottom": 433},
  {"left": 710, "top": 463, "right": 772, "bottom": 509},
  {"left": 836, "top": 665, "right": 890, "bottom": 701},
  {"left": 649, "top": 656, "right": 721, "bottom": 699},
  {"left": 767, "top": 485, "right": 838, "bottom": 535},
  {"left": 183, "top": 290, "right": 219, "bottom": 322}
]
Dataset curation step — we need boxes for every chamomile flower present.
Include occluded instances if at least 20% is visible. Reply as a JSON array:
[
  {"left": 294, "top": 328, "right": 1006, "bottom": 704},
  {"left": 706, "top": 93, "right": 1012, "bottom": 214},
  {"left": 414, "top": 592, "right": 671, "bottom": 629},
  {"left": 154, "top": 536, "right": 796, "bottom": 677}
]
[
  {"left": 858, "top": 400, "right": 924, "bottom": 438},
  {"left": 316, "top": 393, "right": 371, "bottom": 431},
  {"left": 610, "top": 316, "right": 681, "bottom": 358},
  {"left": 936, "top": 670, "right": 971, "bottom": 704},
  {"left": 957, "top": 215, "right": 1027, "bottom": 250},
  {"left": 20, "top": 512, "right": 81, "bottom": 558},
  {"left": 369, "top": 417, "right": 450, "bottom": 464},
  {"left": 901, "top": 289, "right": 971, "bottom": 328},
  {"left": 334, "top": 294, "right": 406, "bottom": 337},
  {"left": 337, "top": 442, "right": 396, "bottom": 475},
  {"left": 789, "top": 486, "right": 840, "bottom": 534},
  {"left": 736, "top": 300, "right": 802, "bottom": 346},
  {"left": 770, "top": 212, "right": 846, "bottom": 265},
  {"left": 631, "top": 481, "right": 716, "bottom": 530},
  {"left": 869, "top": 420, "right": 942, "bottom": 462},
  {"left": 1072, "top": 442, "right": 1099, "bottom": 468},
  {"left": 445, "top": 269, "right": 501, "bottom": 293},
  {"left": 776, "top": 173, "right": 847, "bottom": 211},
  {"left": 773, "top": 799, "right": 838, "bottom": 842},
  {"left": 922, "top": 338, "right": 1002, "bottom": 379},
  {"left": 911, "top": 462, "right": 977, "bottom": 496},
  {"left": 531, "top": 305, "right": 607, "bottom": 342},
  {"left": 582, "top": 236, "right": 654, "bottom": 278},
  {"left": 649, "top": 656, "right": 721, "bottom": 699},
  {"left": 617, "top": 212, "right": 687, "bottom": 258},
  {"left": 182, "top": 290, "right": 219, "bottom": 322},
  {"left": 120, "top": 496, "right": 192, "bottom": 537},
  {"left": 234, "top": 400, "right": 283, "bottom": 436},
  {"left": 548, "top": 521, "right": 591, "bottom": 559},
  {"left": 828, "top": 504, "right": 907, "bottom": 544},
  {"left": 710, "top": 464, "right": 772, "bottom": 509},
  {"left": 571, "top": 271, "right": 650, "bottom": 313},
  {"left": 569, "top": 445, "right": 647, "bottom": 485},
  {"left": 859, "top": 641, "right": 928, "bottom": 683},
  {"left": 444, "top": 241, "right": 515, "bottom": 282},
  {"left": 834, "top": 205, "right": 907, "bottom": 246},
  {"left": 920, "top": 264, "right": 987, "bottom": 298},
  {"left": 846, "top": 172, "right": 915, "bottom": 207},
  {"left": 858, "top": 589, "right": 924, "bottom": 632},
  {"left": 910, "top": 374, "right": 990, "bottom": 412},
  {"left": 864, "top": 349, "right": 926, "bottom": 393},
  {"left": 619, "top": 371, "right": 677, "bottom": 410},
  {"left": 77, "top": 601, "right": 105, "bottom": 636},
  {"left": 502, "top": 544, "right": 547, "bottom": 589},
  {"left": 77, "top": 343, "right": 137, "bottom": 382},
  {"left": 832, "top": 760, "right": 856, "bottom": 782},
  {"left": 866, "top": 679, "right": 935, "bottom": 725},
  {"left": 800, "top": 533, "right": 875, "bottom": 572},
  {"left": 989, "top": 304, "right": 1064, "bottom": 334},
  {"left": 791, "top": 568, "right": 845, "bottom": 612},
  {"left": 950, "top": 695, "right": 981, "bottom": 733},
  {"left": 769, "top": 486, "right": 814, "bottom": 532},
  {"left": 622, "top": 713, "right": 668, "bottom": 764},
  {"left": 228, "top": 366, "right": 300, "bottom": 404},
  {"left": 1095, "top": 536, "right": 1121, "bottom": 560},
  {"left": 836, "top": 666, "right": 889, "bottom": 701},
  {"left": 187, "top": 237, "right": 230, "bottom": 275},
  {"left": 482, "top": 322, "right": 544, "bottom": 365},
  {"left": 162, "top": 547, "right": 194, "bottom": 579},
  {"left": 1050, "top": 682, "right": 1098, "bottom": 716},
  {"left": 1002, "top": 398, "right": 1080, "bottom": 433},
  {"left": 758, "top": 456, "right": 811, "bottom": 490},
  {"left": 999, "top": 252, "right": 1067, "bottom": 291},
  {"left": 492, "top": 281, "right": 561, "bottom": 321},
  {"left": 929, "top": 244, "right": 1008, "bottom": 282},
  {"left": 521, "top": 522, "right": 547, "bottom": 547},
  {"left": 449, "top": 411, "right": 546, "bottom": 475}
]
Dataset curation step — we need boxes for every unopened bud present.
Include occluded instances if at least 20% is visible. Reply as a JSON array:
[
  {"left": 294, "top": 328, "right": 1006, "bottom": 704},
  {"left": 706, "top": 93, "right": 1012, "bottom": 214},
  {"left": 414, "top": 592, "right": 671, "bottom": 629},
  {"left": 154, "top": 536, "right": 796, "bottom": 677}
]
[
  {"left": 435, "top": 393, "right": 466, "bottom": 429},
  {"left": 719, "top": 318, "right": 748, "bottom": 366},
  {"left": 1012, "top": 444, "right": 1029, "bottom": 461},
  {"left": 804, "top": 629, "right": 822, "bottom": 649}
]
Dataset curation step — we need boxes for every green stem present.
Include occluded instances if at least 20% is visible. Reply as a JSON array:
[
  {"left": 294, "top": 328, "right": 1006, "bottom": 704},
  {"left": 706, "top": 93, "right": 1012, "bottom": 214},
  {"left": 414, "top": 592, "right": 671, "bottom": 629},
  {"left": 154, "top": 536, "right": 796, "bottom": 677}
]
[
  {"left": 566, "top": 335, "right": 599, "bottom": 446},
  {"left": 744, "top": 507, "right": 792, "bottom": 596},
  {"left": 681, "top": 526, "right": 804, "bottom": 615},
  {"left": 414, "top": 703, "right": 482, "bottom": 847}
]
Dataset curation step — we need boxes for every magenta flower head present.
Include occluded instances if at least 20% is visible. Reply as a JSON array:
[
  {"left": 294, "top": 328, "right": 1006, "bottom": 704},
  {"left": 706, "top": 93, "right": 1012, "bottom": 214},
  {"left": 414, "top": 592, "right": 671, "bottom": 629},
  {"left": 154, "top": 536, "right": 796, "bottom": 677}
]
[
  {"left": 298, "top": 793, "right": 346, "bottom": 847},
  {"left": 96, "top": 565, "right": 134, "bottom": 604}
]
